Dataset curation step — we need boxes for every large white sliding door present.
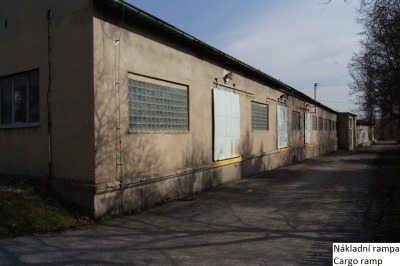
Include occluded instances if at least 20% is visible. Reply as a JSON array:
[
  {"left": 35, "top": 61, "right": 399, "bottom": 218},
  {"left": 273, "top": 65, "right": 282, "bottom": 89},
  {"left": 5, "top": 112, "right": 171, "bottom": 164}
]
[
  {"left": 277, "top": 104, "right": 288, "bottom": 149},
  {"left": 213, "top": 88, "right": 240, "bottom": 161},
  {"left": 305, "top": 111, "right": 311, "bottom": 144}
]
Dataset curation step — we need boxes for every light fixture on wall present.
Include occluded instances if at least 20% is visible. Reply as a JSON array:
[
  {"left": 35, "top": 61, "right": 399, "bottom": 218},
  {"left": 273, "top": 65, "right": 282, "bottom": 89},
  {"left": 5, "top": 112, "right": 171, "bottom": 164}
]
[
  {"left": 47, "top": 10, "right": 53, "bottom": 19},
  {"left": 278, "top": 94, "right": 287, "bottom": 102},
  {"left": 223, "top": 70, "right": 233, "bottom": 84}
]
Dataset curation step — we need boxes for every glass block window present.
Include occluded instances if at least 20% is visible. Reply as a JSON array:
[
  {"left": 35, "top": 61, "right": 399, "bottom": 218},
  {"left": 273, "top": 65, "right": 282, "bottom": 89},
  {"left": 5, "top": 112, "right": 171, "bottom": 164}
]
[
  {"left": 318, "top": 117, "right": 323, "bottom": 131},
  {"left": 251, "top": 102, "right": 268, "bottom": 131},
  {"left": 0, "top": 70, "right": 39, "bottom": 128},
  {"left": 312, "top": 116, "right": 317, "bottom": 130},
  {"left": 292, "top": 111, "right": 300, "bottom": 131},
  {"left": 128, "top": 78, "right": 188, "bottom": 132}
]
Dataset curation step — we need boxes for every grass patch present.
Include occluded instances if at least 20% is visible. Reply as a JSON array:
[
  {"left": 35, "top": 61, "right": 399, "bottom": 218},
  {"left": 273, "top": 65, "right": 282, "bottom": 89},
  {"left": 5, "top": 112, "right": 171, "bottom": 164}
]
[{"left": 0, "top": 175, "right": 93, "bottom": 239}]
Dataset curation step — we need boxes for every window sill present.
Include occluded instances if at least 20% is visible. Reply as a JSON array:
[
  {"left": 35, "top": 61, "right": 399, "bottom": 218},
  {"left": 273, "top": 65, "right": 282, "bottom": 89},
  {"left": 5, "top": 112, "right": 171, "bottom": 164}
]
[
  {"left": 128, "top": 130, "right": 190, "bottom": 134},
  {"left": 0, "top": 123, "right": 41, "bottom": 129}
]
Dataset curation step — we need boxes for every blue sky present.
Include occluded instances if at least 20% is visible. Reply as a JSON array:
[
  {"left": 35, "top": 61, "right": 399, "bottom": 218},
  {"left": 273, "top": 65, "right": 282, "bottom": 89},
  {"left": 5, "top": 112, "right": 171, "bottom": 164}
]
[{"left": 127, "top": 0, "right": 362, "bottom": 113}]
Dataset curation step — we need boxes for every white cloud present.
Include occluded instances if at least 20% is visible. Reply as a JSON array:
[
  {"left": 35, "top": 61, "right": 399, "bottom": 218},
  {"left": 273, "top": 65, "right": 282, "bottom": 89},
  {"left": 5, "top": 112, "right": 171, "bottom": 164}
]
[
  {"left": 126, "top": 0, "right": 361, "bottom": 112},
  {"left": 217, "top": 1, "right": 361, "bottom": 112}
]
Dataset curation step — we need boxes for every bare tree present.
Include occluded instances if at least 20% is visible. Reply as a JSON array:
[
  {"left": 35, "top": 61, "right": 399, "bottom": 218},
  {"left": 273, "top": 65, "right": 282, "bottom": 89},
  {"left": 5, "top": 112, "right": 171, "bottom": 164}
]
[{"left": 348, "top": 0, "right": 400, "bottom": 130}]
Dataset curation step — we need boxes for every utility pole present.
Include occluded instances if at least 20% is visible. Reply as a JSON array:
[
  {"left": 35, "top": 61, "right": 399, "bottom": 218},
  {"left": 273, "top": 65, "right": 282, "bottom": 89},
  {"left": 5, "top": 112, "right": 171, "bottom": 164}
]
[
  {"left": 314, "top": 82, "right": 347, "bottom": 102},
  {"left": 314, "top": 82, "right": 318, "bottom": 102}
]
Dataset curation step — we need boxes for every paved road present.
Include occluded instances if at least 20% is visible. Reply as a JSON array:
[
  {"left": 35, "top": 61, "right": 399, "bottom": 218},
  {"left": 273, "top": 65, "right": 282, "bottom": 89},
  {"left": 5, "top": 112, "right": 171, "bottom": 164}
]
[{"left": 1, "top": 142, "right": 399, "bottom": 265}]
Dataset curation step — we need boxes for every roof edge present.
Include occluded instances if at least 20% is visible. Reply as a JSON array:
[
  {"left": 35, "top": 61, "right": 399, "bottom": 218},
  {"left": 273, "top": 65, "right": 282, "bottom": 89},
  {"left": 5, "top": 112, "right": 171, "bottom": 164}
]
[{"left": 99, "top": 0, "right": 338, "bottom": 114}]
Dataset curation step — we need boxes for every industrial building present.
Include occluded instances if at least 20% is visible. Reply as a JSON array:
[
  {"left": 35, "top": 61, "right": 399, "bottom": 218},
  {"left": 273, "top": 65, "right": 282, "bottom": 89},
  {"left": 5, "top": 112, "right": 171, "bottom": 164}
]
[{"left": 1, "top": 0, "right": 340, "bottom": 217}]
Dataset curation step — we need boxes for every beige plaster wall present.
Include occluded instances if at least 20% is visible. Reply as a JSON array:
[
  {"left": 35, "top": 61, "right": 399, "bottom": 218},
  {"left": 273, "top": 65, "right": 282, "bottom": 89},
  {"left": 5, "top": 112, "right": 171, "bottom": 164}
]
[
  {"left": 0, "top": 1, "right": 95, "bottom": 184},
  {"left": 92, "top": 10, "right": 338, "bottom": 216}
]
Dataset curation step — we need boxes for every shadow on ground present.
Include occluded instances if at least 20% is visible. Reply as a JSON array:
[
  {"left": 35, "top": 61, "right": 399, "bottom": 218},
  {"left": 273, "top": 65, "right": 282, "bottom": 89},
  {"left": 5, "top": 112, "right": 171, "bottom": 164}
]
[{"left": 0, "top": 143, "right": 399, "bottom": 265}]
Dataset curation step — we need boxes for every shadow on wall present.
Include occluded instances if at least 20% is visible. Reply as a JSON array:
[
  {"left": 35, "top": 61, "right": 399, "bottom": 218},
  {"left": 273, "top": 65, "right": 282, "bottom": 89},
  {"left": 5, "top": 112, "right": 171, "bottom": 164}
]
[
  {"left": 240, "top": 132, "right": 269, "bottom": 178},
  {"left": 120, "top": 133, "right": 222, "bottom": 214},
  {"left": 239, "top": 132, "right": 310, "bottom": 179},
  {"left": 178, "top": 133, "right": 220, "bottom": 194},
  {"left": 288, "top": 145, "right": 307, "bottom": 165}
]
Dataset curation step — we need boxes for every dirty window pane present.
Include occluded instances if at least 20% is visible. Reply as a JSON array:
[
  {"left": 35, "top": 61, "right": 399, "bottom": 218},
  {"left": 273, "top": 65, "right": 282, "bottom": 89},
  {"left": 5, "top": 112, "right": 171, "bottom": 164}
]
[
  {"left": 128, "top": 78, "right": 188, "bottom": 132},
  {"left": 312, "top": 116, "right": 317, "bottom": 130},
  {"left": 251, "top": 102, "right": 268, "bottom": 131},
  {"left": 292, "top": 111, "right": 300, "bottom": 131},
  {"left": 318, "top": 117, "right": 323, "bottom": 131},
  {"left": 1, "top": 78, "right": 13, "bottom": 124},
  {"left": 14, "top": 75, "right": 27, "bottom": 123},
  {"left": 0, "top": 70, "right": 39, "bottom": 127},
  {"left": 29, "top": 72, "right": 40, "bottom": 123}
]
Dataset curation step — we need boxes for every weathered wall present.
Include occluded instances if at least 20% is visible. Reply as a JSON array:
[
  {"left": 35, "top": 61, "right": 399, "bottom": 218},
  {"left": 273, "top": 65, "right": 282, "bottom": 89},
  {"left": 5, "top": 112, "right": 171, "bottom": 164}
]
[
  {"left": 0, "top": 0, "right": 50, "bottom": 176},
  {"left": 0, "top": 0, "right": 95, "bottom": 212},
  {"left": 337, "top": 113, "right": 357, "bottom": 150},
  {"left": 356, "top": 124, "right": 375, "bottom": 147},
  {"left": 92, "top": 7, "right": 338, "bottom": 217},
  {"left": 1, "top": 1, "right": 339, "bottom": 218}
]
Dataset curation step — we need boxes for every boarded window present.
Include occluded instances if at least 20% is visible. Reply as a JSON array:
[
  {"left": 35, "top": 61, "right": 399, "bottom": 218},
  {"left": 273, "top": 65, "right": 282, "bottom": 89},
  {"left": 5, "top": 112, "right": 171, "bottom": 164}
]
[
  {"left": 305, "top": 112, "right": 311, "bottom": 143},
  {"left": 128, "top": 78, "right": 188, "bottom": 132},
  {"left": 312, "top": 116, "right": 317, "bottom": 130},
  {"left": 251, "top": 102, "right": 268, "bottom": 131},
  {"left": 213, "top": 88, "right": 240, "bottom": 161},
  {"left": 0, "top": 70, "right": 39, "bottom": 127},
  {"left": 277, "top": 104, "right": 288, "bottom": 149},
  {"left": 292, "top": 111, "right": 301, "bottom": 131}
]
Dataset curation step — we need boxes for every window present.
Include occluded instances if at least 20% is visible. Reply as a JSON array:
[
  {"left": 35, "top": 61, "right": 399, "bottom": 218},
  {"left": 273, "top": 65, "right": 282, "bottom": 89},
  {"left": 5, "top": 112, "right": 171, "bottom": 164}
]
[
  {"left": 324, "top": 119, "right": 328, "bottom": 131},
  {"left": 349, "top": 118, "right": 353, "bottom": 128},
  {"left": 128, "top": 78, "right": 188, "bottom": 132},
  {"left": 318, "top": 117, "right": 323, "bottom": 131},
  {"left": 312, "top": 116, "right": 317, "bottom": 130},
  {"left": 292, "top": 111, "right": 301, "bottom": 131},
  {"left": 251, "top": 102, "right": 268, "bottom": 131},
  {"left": 0, "top": 70, "right": 39, "bottom": 127}
]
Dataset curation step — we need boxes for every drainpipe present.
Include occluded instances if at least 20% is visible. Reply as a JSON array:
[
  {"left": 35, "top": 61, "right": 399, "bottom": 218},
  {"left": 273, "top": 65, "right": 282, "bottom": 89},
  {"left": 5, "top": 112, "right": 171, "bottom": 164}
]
[{"left": 47, "top": 9, "right": 53, "bottom": 184}]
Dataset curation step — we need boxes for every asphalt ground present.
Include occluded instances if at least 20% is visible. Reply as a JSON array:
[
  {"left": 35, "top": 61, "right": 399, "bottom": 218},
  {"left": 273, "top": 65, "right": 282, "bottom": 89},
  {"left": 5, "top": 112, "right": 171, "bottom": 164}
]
[{"left": 1, "top": 141, "right": 399, "bottom": 265}]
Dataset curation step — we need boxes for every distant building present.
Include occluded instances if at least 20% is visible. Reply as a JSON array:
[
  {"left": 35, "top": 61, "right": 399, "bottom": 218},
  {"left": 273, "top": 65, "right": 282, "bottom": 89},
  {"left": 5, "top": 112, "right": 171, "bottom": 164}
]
[
  {"left": 1, "top": 0, "right": 339, "bottom": 217},
  {"left": 356, "top": 120, "right": 375, "bottom": 147},
  {"left": 337, "top": 113, "right": 357, "bottom": 150}
]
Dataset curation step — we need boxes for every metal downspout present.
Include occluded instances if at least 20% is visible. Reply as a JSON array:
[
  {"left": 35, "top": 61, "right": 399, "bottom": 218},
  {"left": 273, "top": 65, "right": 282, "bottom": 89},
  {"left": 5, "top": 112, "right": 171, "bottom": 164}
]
[{"left": 47, "top": 9, "right": 53, "bottom": 185}]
